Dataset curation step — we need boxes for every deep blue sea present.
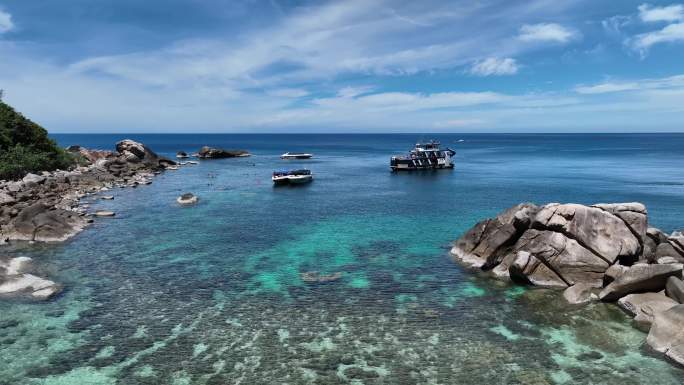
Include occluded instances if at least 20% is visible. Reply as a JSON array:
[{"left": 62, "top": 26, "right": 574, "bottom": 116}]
[{"left": 2, "top": 134, "right": 684, "bottom": 384}]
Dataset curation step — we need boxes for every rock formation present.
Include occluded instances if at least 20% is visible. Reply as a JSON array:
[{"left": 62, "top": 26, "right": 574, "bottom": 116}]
[
  {"left": 451, "top": 202, "right": 684, "bottom": 366},
  {"left": 1, "top": 139, "right": 176, "bottom": 301},
  {"left": 197, "top": 146, "right": 250, "bottom": 159}
]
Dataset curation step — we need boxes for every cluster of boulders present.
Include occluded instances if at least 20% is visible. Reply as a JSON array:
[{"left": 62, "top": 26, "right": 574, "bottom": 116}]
[
  {"left": 451, "top": 202, "right": 684, "bottom": 367},
  {"left": 0, "top": 140, "right": 175, "bottom": 300}
]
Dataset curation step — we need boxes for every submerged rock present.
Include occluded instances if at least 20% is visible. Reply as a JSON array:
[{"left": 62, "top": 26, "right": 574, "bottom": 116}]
[
  {"left": 0, "top": 256, "right": 61, "bottom": 300},
  {"left": 300, "top": 271, "right": 342, "bottom": 284}
]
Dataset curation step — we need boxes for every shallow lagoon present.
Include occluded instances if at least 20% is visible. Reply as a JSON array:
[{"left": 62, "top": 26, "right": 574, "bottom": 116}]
[{"left": 2, "top": 134, "right": 684, "bottom": 384}]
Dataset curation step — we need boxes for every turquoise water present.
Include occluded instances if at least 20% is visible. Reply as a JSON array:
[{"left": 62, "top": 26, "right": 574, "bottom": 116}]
[{"left": 2, "top": 134, "right": 684, "bottom": 384}]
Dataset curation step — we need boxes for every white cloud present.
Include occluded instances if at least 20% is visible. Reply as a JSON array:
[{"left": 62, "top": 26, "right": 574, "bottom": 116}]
[
  {"left": 336, "top": 86, "right": 375, "bottom": 98},
  {"left": 630, "top": 22, "right": 684, "bottom": 53},
  {"left": 433, "top": 119, "right": 485, "bottom": 128},
  {"left": 470, "top": 57, "right": 519, "bottom": 76},
  {"left": 518, "top": 23, "right": 578, "bottom": 43},
  {"left": 0, "top": 9, "right": 13, "bottom": 33},
  {"left": 638, "top": 3, "right": 684, "bottom": 23},
  {"left": 575, "top": 74, "right": 684, "bottom": 94},
  {"left": 602, "top": 15, "right": 632, "bottom": 36},
  {"left": 266, "top": 88, "right": 309, "bottom": 98}
]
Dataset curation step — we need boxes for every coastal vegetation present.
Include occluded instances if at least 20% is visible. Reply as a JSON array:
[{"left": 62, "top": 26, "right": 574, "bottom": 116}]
[{"left": 0, "top": 101, "right": 74, "bottom": 180}]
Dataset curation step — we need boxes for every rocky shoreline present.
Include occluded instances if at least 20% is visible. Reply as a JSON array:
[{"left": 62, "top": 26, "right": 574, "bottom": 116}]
[
  {"left": 0, "top": 139, "right": 176, "bottom": 300},
  {"left": 451, "top": 202, "right": 684, "bottom": 367}
]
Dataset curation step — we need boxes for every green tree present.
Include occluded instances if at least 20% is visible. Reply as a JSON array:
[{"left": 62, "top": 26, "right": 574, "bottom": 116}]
[{"left": 0, "top": 101, "right": 74, "bottom": 180}]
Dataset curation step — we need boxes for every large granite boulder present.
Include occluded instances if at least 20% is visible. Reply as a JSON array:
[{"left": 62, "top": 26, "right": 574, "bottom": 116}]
[
  {"left": 8, "top": 202, "right": 88, "bottom": 242},
  {"left": 115, "top": 139, "right": 175, "bottom": 169},
  {"left": 647, "top": 304, "right": 684, "bottom": 366},
  {"left": 618, "top": 292, "right": 678, "bottom": 331},
  {"left": 666, "top": 276, "right": 684, "bottom": 304},
  {"left": 197, "top": 146, "right": 250, "bottom": 159},
  {"left": 532, "top": 203, "right": 642, "bottom": 265},
  {"left": 507, "top": 229, "right": 609, "bottom": 287},
  {"left": 452, "top": 202, "right": 650, "bottom": 289},
  {"left": 450, "top": 203, "right": 538, "bottom": 269},
  {"left": 599, "top": 263, "right": 683, "bottom": 301}
]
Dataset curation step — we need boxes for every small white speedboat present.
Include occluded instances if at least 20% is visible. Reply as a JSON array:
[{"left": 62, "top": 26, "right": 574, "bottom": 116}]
[
  {"left": 281, "top": 152, "right": 313, "bottom": 159},
  {"left": 272, "top": 169, "right": 313, "bottom": 185}
]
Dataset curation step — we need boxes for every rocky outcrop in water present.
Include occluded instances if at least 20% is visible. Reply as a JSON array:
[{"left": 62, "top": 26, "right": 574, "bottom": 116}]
[
  {"left": 451, "top": 202, "right": 684, "bottom": 367},
  {"left": 197, "top": 146, "right": 250, "bottom": 159},
  {"left": 1, "top": 140, "right": 176, "bottom": 300}
]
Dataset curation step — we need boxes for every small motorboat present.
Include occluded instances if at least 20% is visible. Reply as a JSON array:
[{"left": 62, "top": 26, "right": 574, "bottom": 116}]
[
  {"left": 281, "top": 152, "right": 313, "bottom": 160},
  {"left": 272, "top": 169, "right": 313, "bottom": 185}
]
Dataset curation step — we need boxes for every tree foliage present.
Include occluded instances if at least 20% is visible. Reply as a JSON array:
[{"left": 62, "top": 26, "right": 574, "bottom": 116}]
[{"left": 0, "top": 101, "right": 74, "bottom": 180}]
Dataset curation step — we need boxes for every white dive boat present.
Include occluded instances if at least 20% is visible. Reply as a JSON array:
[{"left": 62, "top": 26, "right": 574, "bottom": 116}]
[
  {"left": 272, "top": 169, "right": 313, "bottom": 185},
  {"left": 390, "top": 140, "right": 456, "bottom": 171},
  {"left": 281, "top": 152, "right": 313, "bottom": 159}
]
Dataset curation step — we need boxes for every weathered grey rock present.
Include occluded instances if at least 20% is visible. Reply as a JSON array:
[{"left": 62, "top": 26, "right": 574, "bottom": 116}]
[
  {"left": 648, "top": 227, "right": 669, "bottom": 245},
  {"left": 533, "top": 203, "right": 641, "bottom": 265},
  {"left": 197, "top": 146, "right": 250, "bottom": 159},
  {"left": 22, "top": 173, "right": 46, "bottom": 186},
  {"left": 508, "top": 250, "right": 567, "bottom": 288},
  {"left": 666, "top": 276, "right": 684, "bottom": 304},
  {"left": 604, "top": 264, "right": 629, "bottom": 285},
  {"left": 647, "top": 304, "right": 684, "bottom": 366},
  {"left": 618, "top": 292, "right": 678, "bottom": 331},
  {"left": 508, "top": 229, "right": 608, "bottom": 287},
  {"left": 592, "top": 202, "right": 648, "bottom": 244},
  {"left": 599, "top": 263, "right": 683, "bottom": 301},
  {"left": 656, "top": 242, "right": 684, "bottom": 263},
  {"left": 563, "top": 283, "right": 598, "bottom": 304},
  {"left": 0, "top": 192, "right": 15, "bottom": 205},
  {"left": 450, "top": 203, "right": 538, "bottom": 269},
  {"left": 669, "top": 232, "right": 684, "bottom": 257},
  {"left": 642, "top": 235, "right": 658, "bottom": 263},
  {"left": 9, "top": 203, "right": 88, "bottom": 242}
]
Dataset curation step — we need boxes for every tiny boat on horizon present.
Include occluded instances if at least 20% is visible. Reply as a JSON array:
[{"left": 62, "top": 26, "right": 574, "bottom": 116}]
[
  {"left": 281, "top": 152, "right": 313, "bottom": 159},
  {"left": 272, "top": 169, "right": 313, "bottom": 185}
]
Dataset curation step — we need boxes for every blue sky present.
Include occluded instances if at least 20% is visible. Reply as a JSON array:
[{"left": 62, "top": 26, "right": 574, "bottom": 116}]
[{"left": 0, "top": 0, "right": 683, "bottom": 133}]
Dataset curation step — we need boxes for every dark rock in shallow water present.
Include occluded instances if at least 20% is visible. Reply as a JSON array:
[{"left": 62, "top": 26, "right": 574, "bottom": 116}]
[
  {"left": 617, "top": 292, "right": 678, "bottom": 331},
  {"left": 599, "top": 263, "right": 683, "bottom": 301},
  {"left": 450, "top": 203, "right": 538, "bottom": 269},
  {"left": 666, "top": 276, "right": 684, "bottom": 304},
  {"left": 197, "top": 146, "right": 250, "bottom": 159},
  {"left": 0, "top": 319, "right": 19, "bottom": 329},
  {"left": 647, "top": 304, "right": 684, "bottom": 366},
  {"left": 10, "top": 202, "right": 87, "bottom": 242},
  {"left": 300, "top": 271, "right": 342, "bottom": 284}
]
